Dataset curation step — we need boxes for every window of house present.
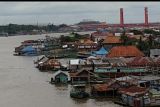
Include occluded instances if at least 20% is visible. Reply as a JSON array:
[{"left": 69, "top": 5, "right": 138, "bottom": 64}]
[{"left": 117, "top": 69, "right": 120, "bottom": 72}]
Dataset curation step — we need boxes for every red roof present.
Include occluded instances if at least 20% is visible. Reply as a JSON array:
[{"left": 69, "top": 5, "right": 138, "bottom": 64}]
[
  {"left": 118, "top": 86, "right": 148, "bottom": 96},
  {"left": 92, "top": 80, "right": 121, "bottom": 92},
  {"left": 153, "top": 57, "right": 160, "bottom": 65},
  {"left": 156, "top": 57, "right": 160, "bottom": 63},
  {"left": 93, "top": 84, "right": 109, "bottom": 91},
  {"left": 46, "top": 59, "right": 61, "bottom": 66},
  {"left": 127, "top": 57, "right": 153, "bottom": 66},
  {"left": 107, "top": 46, "right": 145, "bottom": 58},
  {"left": 79, "top": 39, "right": 95, "bottom": 44},
  {"left": 69, "top": 70, "right": 93, "bottom": 77},
  {"left": 103, "top": 35, "right": 122, "bottom": 44}
]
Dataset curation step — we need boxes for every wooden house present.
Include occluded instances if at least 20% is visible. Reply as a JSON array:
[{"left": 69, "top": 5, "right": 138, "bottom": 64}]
[
  {"left": 102, "top": 34, "right": 123, "bottom": 50},
  {"left": 91, "top": 31, "right": 109, "bottom": 42},
  {"left": 69, "top": 70, "right": 95, "bottom": 84},
  {"left": 91, "top": 80, "right": 121, "bottom": 97},
  {"left": 137, "top": 75, "right": 160, "bottom": 89},
  {"left": 37, "top": 58, "right": 61, "bottom": 70},
  {"left": 148, "top": 89, "right": 160, "bottom": 106},
  {"left": 53, "top": 70, "right": 70, "bottom": 84},
  {"left": 118, "top": 86, "right": 149, "bottom": 107},
  {"left": 69, "top": 59, "right": 93, "bottom": 71},
  {"left": 75, "top": 39, "right": 97, "bottom": 52}
]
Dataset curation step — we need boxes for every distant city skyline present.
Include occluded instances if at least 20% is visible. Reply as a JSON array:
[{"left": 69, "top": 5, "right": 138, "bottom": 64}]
[{"left": 0, "top": 2, "right": 160, "bottom": 25}]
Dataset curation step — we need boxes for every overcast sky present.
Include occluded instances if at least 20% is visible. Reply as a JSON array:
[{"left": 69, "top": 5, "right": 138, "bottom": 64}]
[{"left": 0, "top": 2, "right": 160, "bottom": 25}]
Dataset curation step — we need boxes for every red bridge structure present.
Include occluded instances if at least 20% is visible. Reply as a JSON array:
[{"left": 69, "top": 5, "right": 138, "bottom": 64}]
[
  {"left": 78, "top": 7, "right": 160, "bottom": 30},
  {"left": 108, "top": 7, "right": 160, "bottom": 28}
]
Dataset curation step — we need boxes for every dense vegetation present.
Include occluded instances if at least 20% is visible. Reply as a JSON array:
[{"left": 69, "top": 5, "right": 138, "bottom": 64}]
[
  {"left": 130, "top": 29, "right": 160, "bottom": 36},
  {"left": 59, "top": 32, "right": 90, "bottom": 43},
  {"left": 0, "top": 23, "right": 69, "bottom": 35}
]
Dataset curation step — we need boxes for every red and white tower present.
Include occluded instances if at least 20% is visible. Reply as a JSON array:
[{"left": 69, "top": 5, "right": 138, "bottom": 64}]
[
  {"left": 144, "top": 7, "right": 149, "bottom": 26},
  {"left": 120, "top": 8, "right": 124, "bottom": 27}
]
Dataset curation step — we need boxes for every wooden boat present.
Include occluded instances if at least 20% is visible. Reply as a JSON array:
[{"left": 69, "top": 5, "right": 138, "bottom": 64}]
[{"left": 70, "top": 84, "right": 89, "bottom": 99}]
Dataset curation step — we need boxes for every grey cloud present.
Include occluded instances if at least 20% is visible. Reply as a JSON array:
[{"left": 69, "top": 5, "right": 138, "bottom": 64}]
[{"left": 0, "top": 2, "right": 159, "bottom": 25}]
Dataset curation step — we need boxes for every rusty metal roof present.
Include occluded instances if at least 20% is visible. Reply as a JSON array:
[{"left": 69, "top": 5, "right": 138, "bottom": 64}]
[
  {"left": 107, "top": 46, "right": 145, "bottom": 58},
  {"left": 118, "top": 86, "right": 148, "bottom": 96}
]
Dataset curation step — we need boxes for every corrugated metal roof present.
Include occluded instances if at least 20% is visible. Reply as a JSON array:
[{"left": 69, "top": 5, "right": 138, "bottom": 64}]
[
  {"left": 150, "top": 49, "right": 160, "bottom": 56},
  {"left": 38, "top": 56, "right": 49, "bottom": 64},
  {"left": 103, "top": 35, "right": 122, "bottom": 44},
  {"left": 127, "top": 57, "right": 153, "bottom": 66},
  {"left": 105, "top": 58, "right": 127, "bottom": 67},
  {"left": 149, "top": 89, "right": 160, "bottom": 97},
  {"left": 95, "top": 67, "right": 145, "bottom": 73},
  {"left": 92, "top": 59, "right": 110, "bottom": 65},
  {"left": 93, "top": 84, "right": 109, "bottom": 91},
  {"left": 94, "top": 47, "right": 108, "bottom": 55},
  {"left": 107, "top": 46, "right": 145, "bottom": 58},
  {"left": 140, "top": 75, "right": 160, "bottom": 81},
  {"left": 115, "top": 76, "right": 134, "bottom": 81},
  {"left": 93, "top": 79, "right": 118, "bottom": 91},
  {"left": 91, "top": 31, "right": 108, "bottom": 37},
  {"left": 70, "top": 59, "right": 80, "bottom": 65},
  {"left": 118, "top": 86, "right": 148, "bottom": 96}
]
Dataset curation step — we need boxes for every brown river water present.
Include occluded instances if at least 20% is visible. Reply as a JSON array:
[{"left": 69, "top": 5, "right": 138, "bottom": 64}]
[{"left": 0, "top": 32, "right": 122, "bottom": 107}]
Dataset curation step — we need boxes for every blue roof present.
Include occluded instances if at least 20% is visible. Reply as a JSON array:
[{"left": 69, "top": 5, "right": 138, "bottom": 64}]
[
  {"left": 94, "top": 47, "right": 108, "bottom": 55},
  {"left": 21, "top": 46, "right": 36, "bottom": 52}
]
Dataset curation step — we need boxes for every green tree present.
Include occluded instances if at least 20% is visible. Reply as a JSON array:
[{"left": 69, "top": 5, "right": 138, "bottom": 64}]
[
  {"left": 130, "top": 29, "right": 143, "bottom": 35},
  {"left": 120, "top": 31, "right": 128, "bottom": 46},
  {"left": 148, "top": 35, "right": 153, "bottom": 48},
  {"left": 137, "top": 36, "right": 143, "bottom": 50}
]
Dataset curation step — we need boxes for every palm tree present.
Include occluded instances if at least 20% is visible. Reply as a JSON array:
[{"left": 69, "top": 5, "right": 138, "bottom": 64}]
[
  {"left": 120, "top": 27, "right": 128, "bottom": 46},
  {"left": 148, "top": 35, "right": 153, "bottom": 48}
]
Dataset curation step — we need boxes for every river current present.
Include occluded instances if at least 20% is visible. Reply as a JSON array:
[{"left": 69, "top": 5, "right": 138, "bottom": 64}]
[{"left": 0, "top": 32, "right": 121, "bottom": 107}]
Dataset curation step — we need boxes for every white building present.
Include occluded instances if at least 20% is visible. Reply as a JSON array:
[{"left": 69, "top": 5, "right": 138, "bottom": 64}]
[{"left": 150, "top": 49, "right": 160, "bottom": 58}]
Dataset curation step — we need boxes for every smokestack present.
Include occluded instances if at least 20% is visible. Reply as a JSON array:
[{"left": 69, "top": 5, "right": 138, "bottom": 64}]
[
  {"left": 120, "top": 8, "right": 124, "bottom": 27},
  {"left": 144, "top": 7, "right": 149, "bottom": 26}
]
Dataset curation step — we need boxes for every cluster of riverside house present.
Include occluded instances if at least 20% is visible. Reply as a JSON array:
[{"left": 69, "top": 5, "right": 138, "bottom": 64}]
[
  {"left": 16, "top": 29, "right": 160, "bottom": 106},
  {"left": 14, "top": 35, "right": 61, "bottom": 56}
]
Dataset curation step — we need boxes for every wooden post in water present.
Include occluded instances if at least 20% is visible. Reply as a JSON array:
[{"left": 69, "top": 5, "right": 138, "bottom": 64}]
[
  {"left": 88, "top": 70, "right": 90, "bottom": 84},
  {"left": 51, "top": 77, "right": 54, "bottom": 84},
  {"left": 113, "top": 88, "right": 115, "bottom": 98},
  {"left": 71, "top": 77, "right": 73, "bottom": 85}
]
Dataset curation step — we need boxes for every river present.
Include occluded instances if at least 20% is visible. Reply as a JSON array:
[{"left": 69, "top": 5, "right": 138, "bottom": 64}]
[{"left": 0, "top": 32, "right": 121, "bottom": 107}]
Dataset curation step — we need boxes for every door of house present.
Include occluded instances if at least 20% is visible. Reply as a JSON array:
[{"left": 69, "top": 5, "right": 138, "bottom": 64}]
[
  {"left": 56, "top": 77, "right": 60, "bottom": 83},
  {"left": 60, "top": 75, "right": 67, "bottom": 83}
]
